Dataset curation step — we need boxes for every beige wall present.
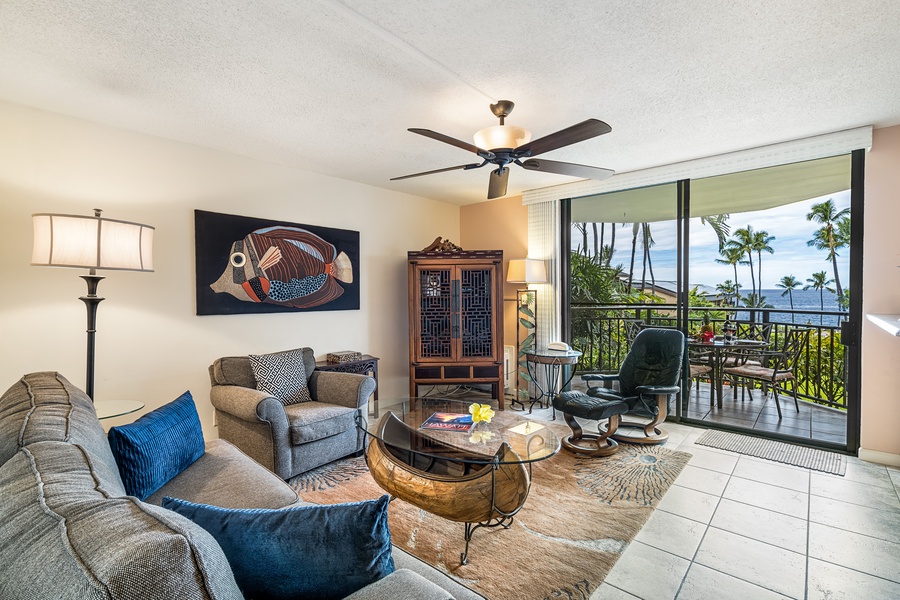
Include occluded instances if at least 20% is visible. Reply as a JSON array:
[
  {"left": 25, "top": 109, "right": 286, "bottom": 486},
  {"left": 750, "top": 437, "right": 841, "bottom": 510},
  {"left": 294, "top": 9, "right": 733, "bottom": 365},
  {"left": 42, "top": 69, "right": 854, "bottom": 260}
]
[
  {"left": 459, "top": 194, "right": 529, "bottom": 350},
  {"left": 861, "top": 124, "right": 900, "bottom": 462},
  {"left": 0, "top": 101, "right": 459, "bottom": 436}
]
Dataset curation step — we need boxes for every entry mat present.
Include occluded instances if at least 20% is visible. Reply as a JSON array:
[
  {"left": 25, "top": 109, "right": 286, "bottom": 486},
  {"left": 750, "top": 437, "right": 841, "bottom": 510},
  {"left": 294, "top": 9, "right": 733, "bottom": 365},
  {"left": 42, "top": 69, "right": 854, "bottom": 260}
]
[{"left": 695, "top": 429, "right": 847, "bottom": 475}]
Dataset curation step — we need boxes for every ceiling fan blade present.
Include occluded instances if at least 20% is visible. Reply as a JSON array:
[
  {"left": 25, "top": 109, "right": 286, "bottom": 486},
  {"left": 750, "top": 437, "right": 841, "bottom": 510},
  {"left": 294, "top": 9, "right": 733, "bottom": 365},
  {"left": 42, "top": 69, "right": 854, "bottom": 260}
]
[
  {"left": 487, "top": 167, "right": 510, "bottom": 199},
  {"left": 515, "top": 119, "right": 611, "bottom": 157},
  {"left": 409, "top": 128, "right": 493, "bottom": 157},
  {"left": 391, "top": 162, "right": 484, "bottom": 181},
  {"left": 521, "top": 158, "right": 615, "bottom": 181}
]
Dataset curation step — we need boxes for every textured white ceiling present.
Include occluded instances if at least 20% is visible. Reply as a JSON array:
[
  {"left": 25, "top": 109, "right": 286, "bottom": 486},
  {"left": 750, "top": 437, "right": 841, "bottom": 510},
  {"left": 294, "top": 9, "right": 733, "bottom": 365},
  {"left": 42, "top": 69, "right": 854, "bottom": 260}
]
[{"left": 1, "top": 0, "right": 899, "bottom": 205}]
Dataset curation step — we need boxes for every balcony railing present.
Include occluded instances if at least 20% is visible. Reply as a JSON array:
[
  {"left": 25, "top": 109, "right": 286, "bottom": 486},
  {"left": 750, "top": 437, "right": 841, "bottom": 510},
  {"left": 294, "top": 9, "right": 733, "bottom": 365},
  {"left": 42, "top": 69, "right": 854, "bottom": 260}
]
[{"left": 572, "top": 304, "right": 848, "bottom": 410}]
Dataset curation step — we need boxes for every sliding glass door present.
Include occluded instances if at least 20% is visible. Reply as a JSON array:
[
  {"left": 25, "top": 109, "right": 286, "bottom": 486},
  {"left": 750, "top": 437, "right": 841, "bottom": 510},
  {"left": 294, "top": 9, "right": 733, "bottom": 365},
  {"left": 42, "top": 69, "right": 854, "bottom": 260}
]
[{"left": 564, "top": 153, "right": 862, "bottom": 452}]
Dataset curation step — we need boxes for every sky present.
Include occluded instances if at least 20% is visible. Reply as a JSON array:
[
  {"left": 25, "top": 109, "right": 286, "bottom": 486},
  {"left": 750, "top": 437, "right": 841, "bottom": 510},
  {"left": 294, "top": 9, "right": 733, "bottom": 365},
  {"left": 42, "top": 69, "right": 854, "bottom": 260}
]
[{"left": 574, "top": 189, "right": 851, "bottom": 291}]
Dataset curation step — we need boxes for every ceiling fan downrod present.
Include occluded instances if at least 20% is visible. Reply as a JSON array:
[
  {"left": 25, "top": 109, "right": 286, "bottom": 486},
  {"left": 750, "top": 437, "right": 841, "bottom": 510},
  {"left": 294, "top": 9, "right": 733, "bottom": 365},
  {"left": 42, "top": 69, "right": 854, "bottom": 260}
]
[{"left": 489, "top": 100, "right": 515, "bottom": 125}]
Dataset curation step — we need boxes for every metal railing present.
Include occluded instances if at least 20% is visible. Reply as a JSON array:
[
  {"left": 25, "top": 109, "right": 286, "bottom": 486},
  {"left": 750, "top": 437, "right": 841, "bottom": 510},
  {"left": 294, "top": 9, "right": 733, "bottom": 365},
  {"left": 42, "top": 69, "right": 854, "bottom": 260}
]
[{"left": 571, "top": 304, "right": 848, "bottom": 410}]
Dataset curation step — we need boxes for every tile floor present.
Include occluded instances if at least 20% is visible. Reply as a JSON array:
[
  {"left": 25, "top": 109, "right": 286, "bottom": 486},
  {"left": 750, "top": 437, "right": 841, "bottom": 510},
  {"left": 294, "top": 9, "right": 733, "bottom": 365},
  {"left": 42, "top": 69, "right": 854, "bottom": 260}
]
[
  {"left": 392, "top": 393, "right": 896, "bottom": 599},
  {"left": 590, "top": 421, "right": 900, "bottom": 600}
]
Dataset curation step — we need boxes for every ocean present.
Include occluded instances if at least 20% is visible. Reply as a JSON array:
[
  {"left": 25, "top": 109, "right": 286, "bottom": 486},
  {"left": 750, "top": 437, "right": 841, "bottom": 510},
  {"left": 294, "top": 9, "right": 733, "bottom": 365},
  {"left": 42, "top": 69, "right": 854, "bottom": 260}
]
[{"left": 731, "top": 288, "right": 845, "bottom": 327}]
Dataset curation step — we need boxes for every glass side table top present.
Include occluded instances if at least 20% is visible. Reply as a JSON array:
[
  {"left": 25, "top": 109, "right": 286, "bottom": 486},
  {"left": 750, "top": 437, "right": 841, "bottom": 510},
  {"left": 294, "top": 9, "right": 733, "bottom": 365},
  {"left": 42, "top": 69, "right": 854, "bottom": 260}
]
[
  {"left": 94, "top": 400, "right": 145, "bottom": 420},
  {"left": 359, "top": 397, "right": 560, "bottom": 466},
  {"left": 524, "top": 347, "right": 583, "bottom": 364}
]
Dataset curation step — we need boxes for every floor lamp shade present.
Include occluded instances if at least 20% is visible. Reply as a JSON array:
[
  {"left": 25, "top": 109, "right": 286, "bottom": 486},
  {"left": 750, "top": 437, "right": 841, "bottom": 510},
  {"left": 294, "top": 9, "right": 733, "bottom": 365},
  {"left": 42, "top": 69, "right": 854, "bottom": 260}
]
[
  {"left": 32, "top": 213, "right": 154, "bottom": 271},
  {"left": 506, "top": 258, "right": 547, "bottom": 284},
  {"left": 31, "top": 211, "right": 154, "bottom": 401}
]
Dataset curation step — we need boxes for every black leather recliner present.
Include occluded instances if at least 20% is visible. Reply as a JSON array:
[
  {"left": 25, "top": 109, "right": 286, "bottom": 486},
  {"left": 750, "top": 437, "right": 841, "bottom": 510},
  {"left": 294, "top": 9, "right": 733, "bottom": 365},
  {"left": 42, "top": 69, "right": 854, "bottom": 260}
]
[{"left": 581, "top": 327, "right": 685, "bottom": 445}]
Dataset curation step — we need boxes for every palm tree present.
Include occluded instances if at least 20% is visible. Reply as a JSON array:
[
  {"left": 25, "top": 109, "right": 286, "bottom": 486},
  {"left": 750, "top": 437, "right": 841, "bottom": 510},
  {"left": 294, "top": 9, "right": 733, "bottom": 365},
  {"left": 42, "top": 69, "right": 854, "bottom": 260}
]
[
  {"left": 776, "top": 275, "right": 802, "bottom": 323},
  {"left": 715, "top": 245, "right": 745, "bottom": 306},
  {"left": 716, "top": 280, "right": 740, "bottom": 307},
  {"left": 741, "top": 293, "right": 773, "bottom": 309},
  {"left": 640, "top": 223, "right": 656, "bottom": 294},
  {"left": 751, "top": 229, "right": 775, "bottom": 297},
  {"left": 700, "top": 214, "right": 731, "bottom": 250},
  {"left": 726, "top": 226, "right": 757, "bottom": 298},
  {"left": 835, "top": 215, "right": 851, "bottom": 248},
  {"left": 807, "top": 199, "right": 850, "bottom": 304},
  {"left": 804, "top": 271, "right": 835, "bottom": 325},
  {"left": 607, "top": 223, "right": 617, "bottom": 267},
  {"left": 627, "top": 222, "right": 639, "bottom": 292},
  {"left": 599, "top": 222, "right": 605, "bottom": 260},
  {"left": 835, "top": 216, "right": 851, "bottom": 309},
  {"left": 574, "top": 223, "right": 589, "bottom": 256}
]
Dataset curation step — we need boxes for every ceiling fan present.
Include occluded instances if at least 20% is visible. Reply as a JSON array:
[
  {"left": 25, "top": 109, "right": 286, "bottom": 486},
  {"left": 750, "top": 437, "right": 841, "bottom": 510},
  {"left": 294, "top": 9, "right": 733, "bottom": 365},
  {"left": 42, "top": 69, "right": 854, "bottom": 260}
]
[{"left": 392, "top": 100, "right": 614, "bottom": 199}]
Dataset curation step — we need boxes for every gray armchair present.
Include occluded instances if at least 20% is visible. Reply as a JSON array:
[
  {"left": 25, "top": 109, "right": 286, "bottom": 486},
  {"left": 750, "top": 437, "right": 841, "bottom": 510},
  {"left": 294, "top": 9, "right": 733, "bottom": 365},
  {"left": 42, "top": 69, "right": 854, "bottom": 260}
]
[{"left": 209, "top": 348, "right": 376, "bottom": 479}]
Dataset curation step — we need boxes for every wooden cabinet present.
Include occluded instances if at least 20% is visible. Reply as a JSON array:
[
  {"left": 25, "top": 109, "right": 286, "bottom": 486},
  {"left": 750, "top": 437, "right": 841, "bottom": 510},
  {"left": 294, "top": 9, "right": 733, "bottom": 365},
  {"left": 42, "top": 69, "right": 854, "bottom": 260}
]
[{"left": 408, "top": 249, "right": 504, "bottom": 408}]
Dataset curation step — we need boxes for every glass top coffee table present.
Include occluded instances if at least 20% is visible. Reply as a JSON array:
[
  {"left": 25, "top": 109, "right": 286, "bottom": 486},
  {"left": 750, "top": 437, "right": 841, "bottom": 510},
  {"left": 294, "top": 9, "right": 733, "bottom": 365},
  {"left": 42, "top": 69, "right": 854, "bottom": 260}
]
[{"left": 358, "top": 398, "right": 560, "bottom": 564}]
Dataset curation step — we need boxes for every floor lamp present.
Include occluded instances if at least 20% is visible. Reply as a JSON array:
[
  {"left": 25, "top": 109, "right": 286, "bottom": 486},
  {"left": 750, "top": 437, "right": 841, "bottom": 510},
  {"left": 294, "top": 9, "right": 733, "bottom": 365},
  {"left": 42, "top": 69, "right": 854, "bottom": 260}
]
[
  {"left": 507, "top": 258, "right": 547, "bottom": 406},
  {"left": 31, "top": 209, "right": 155, "bottom": 401}
]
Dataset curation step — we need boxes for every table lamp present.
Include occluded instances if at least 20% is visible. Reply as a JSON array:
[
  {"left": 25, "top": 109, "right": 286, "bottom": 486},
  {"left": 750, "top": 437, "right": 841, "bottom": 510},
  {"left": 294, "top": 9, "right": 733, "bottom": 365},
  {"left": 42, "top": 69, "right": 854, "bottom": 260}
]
[{"left": 31, "top": 209, "right": 154, "bottom": 400}]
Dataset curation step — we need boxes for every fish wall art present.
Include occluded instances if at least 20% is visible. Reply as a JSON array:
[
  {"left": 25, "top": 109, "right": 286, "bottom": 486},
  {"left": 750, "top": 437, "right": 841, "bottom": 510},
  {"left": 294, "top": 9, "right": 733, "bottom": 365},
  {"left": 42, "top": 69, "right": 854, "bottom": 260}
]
[{"left": 195, "top": 210, "right": 360, "bottom": 315}]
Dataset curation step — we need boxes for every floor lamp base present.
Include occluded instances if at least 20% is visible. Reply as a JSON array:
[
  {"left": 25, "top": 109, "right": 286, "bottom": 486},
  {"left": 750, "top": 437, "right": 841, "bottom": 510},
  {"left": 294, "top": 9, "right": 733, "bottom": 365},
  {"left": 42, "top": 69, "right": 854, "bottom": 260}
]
[{"left": 79, "top": 274, "right": 105, "bottom": 401}]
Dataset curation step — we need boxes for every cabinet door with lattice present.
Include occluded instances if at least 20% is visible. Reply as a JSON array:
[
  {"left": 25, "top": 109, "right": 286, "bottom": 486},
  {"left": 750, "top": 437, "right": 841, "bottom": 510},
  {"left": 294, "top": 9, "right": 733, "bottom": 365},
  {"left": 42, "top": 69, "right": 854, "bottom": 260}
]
[
  {"left": 413, "top": 265, "right": 454, "bottom": 361},
  {"left": 459, "top": 266, "right": 496, "bottom": 360}
]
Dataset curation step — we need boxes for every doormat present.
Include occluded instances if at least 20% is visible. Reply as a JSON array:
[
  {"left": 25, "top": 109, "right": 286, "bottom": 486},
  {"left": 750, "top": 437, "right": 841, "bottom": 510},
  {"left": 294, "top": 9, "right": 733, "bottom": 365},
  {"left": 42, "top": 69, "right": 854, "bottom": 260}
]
[
  {"left": 290, "top": 443, "right": 692, "bottom": 600},
  {"left": 695, "top": 429, "right": 846, "bottom": 475}
]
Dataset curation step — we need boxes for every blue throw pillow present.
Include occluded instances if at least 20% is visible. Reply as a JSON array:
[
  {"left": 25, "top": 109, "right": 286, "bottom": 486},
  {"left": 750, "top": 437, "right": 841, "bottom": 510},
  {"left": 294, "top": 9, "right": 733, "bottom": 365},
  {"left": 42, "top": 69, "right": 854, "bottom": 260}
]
[
  {"left": 161, "top": 495, "right": 395, "bottom": 600},
  {"left": 108, "top": 391, "right": 205, "bottom": 500}
]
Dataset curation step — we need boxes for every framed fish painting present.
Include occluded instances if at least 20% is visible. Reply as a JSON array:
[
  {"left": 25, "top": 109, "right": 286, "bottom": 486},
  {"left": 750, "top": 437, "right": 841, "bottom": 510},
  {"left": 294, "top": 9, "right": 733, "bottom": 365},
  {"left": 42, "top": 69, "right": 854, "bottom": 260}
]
[{"left": 194, "top": 210, "right": 360, "bottom": 315}]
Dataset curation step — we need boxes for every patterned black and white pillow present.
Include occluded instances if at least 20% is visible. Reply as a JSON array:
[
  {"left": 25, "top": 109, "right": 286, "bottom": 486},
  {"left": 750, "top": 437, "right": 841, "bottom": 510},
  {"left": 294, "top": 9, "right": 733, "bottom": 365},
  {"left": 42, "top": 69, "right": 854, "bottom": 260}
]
[{"left": 249, "top": 349, "right": 313, "bottom": 406}]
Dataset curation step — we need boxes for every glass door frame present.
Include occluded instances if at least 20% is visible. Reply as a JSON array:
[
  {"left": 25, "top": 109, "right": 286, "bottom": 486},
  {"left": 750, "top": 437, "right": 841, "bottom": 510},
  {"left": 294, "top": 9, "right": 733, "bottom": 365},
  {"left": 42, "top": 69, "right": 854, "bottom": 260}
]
[{"left": 561, "top": 153, "right": 864, "bottom": 453}]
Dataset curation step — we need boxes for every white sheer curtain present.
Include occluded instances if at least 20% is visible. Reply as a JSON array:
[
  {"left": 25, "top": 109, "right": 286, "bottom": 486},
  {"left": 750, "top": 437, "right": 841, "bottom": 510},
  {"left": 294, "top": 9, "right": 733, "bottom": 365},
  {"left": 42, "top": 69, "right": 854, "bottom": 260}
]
[{"left": 527, "top": 200, "right": 560, "bottom": 349}]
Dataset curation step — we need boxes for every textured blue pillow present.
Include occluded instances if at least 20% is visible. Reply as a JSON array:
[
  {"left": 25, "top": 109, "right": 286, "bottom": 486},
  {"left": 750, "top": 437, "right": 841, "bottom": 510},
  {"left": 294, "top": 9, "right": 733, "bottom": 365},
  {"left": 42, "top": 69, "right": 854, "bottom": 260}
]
[
  {"left": 161, "top": 495, "right": 395, "bottom": 600},
  {"left": 108, "top": 391, "right": 205, "bottom": 500}
]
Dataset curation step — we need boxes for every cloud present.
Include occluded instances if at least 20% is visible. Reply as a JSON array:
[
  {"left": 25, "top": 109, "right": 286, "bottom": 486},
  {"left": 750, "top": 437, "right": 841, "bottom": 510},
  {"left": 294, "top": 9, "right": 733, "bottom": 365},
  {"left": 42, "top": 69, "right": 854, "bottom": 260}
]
[{"left": 577, "top": 190, "right": 851, "bottom": 289}]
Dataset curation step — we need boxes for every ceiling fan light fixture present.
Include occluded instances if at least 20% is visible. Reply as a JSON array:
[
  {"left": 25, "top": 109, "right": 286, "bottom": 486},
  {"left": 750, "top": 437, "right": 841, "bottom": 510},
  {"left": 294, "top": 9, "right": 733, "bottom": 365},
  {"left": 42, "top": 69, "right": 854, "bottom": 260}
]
[{"left": 473, "top": 125, "right": 531, "bottom": 151}]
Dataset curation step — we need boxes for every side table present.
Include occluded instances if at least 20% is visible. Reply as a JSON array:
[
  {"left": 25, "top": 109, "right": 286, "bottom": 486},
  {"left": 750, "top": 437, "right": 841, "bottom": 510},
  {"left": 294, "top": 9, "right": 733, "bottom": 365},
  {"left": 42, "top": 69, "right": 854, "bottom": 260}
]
[
  {"left": 520, "top": 348, "right": 582, "bottom": 419},
  {"left": 315, "top": 354, "right": 380, "bottom": 416}
]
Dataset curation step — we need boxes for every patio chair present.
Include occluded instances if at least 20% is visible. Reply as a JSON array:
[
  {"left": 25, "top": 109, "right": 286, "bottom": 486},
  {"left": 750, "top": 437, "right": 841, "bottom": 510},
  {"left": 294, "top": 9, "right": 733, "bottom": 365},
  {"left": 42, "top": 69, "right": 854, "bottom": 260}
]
[
  {"left": 722, "top": 322, "right": 773, "bottom": 368},
  {"left": 722, "top": 327, "right": 811, "bottom": 419},
  {"left": 582, "top": 328, "right": 684, "bottom": 445},
  {"left": 688, "top": 350, "right": 713, "bottom": 402},
  {"left": 623, "top": 319, "right": 645, "bottom": 343}
]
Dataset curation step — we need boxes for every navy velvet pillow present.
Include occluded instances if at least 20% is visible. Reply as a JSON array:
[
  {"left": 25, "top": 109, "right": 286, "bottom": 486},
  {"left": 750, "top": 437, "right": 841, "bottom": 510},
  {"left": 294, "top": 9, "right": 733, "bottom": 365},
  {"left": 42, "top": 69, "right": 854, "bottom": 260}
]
[
  {"left": 161, "top": 495, "right": 395, "bottom": 600},
  {"left": 108, "top": 391, "right": 205, "bottom": 500}
]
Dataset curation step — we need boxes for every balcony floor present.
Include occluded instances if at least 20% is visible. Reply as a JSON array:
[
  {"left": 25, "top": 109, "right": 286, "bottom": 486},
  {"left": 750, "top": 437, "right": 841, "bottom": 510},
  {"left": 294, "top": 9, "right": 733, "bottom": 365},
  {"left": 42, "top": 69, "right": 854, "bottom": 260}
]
[
  {"left": 681, "top": 381, "right": 848, "bottom": 446},
  {"left": 569, "top": 379, "right": 848, "bottom": 447}
]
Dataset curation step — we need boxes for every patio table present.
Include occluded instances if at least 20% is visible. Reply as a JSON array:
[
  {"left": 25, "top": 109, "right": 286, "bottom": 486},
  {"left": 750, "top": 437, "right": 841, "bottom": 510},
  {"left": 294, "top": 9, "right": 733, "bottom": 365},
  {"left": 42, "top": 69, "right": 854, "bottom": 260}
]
[{"left": 687, "top": 338, "right": 767, "bottom": 408}]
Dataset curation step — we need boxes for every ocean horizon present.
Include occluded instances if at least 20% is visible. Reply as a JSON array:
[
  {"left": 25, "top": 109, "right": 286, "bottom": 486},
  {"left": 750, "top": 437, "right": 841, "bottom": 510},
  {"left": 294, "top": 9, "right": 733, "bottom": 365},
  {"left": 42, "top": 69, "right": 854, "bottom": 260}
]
[{"left": 731, "top": 288, "right": 845, "bottom": 327}]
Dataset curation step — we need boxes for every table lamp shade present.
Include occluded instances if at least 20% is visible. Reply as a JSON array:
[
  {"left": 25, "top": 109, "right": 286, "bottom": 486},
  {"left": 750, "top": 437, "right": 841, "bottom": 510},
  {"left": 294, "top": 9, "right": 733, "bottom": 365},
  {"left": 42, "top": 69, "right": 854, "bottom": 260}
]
[
  {"left": 507, "top": 258, "right": 547, "bottom": 284},
  {"left": 32, "top": 213, "right": 154, "bottom": 272}
]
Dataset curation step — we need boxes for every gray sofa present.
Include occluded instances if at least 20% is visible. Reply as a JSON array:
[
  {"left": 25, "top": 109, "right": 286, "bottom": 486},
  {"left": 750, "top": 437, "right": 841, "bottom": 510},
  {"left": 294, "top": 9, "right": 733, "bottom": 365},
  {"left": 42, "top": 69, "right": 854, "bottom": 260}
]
[
  {"left": 0, "top": 372, "right": 483, "bottom": 600},
  {"left": 210, "top": 348, "right": 373, "bottom": 479}
]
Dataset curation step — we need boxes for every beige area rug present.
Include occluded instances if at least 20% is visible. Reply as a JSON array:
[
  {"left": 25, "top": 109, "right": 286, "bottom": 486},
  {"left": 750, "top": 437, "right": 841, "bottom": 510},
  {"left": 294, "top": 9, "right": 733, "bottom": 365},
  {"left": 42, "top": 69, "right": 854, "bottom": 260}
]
[
  {"left": 695, "top": 429, "right": 847, "bottom": 475},
  {"left": 289, "top": 425, "right": 691, "bottom": 600}
]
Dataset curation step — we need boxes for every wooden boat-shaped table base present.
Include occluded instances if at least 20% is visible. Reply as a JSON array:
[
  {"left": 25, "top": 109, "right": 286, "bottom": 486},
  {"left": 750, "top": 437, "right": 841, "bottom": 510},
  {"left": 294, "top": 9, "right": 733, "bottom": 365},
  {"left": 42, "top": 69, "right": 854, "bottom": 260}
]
[{"left": 365, "top": 411, "right": 537, "bottom": 564}]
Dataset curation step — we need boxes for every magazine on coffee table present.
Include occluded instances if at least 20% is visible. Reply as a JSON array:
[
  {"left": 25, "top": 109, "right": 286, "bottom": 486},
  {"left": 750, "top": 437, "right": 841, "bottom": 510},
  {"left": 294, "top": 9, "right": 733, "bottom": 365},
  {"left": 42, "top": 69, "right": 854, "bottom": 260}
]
[{"left": 420, "top": 412, "right": 474, "bottom": 432}]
